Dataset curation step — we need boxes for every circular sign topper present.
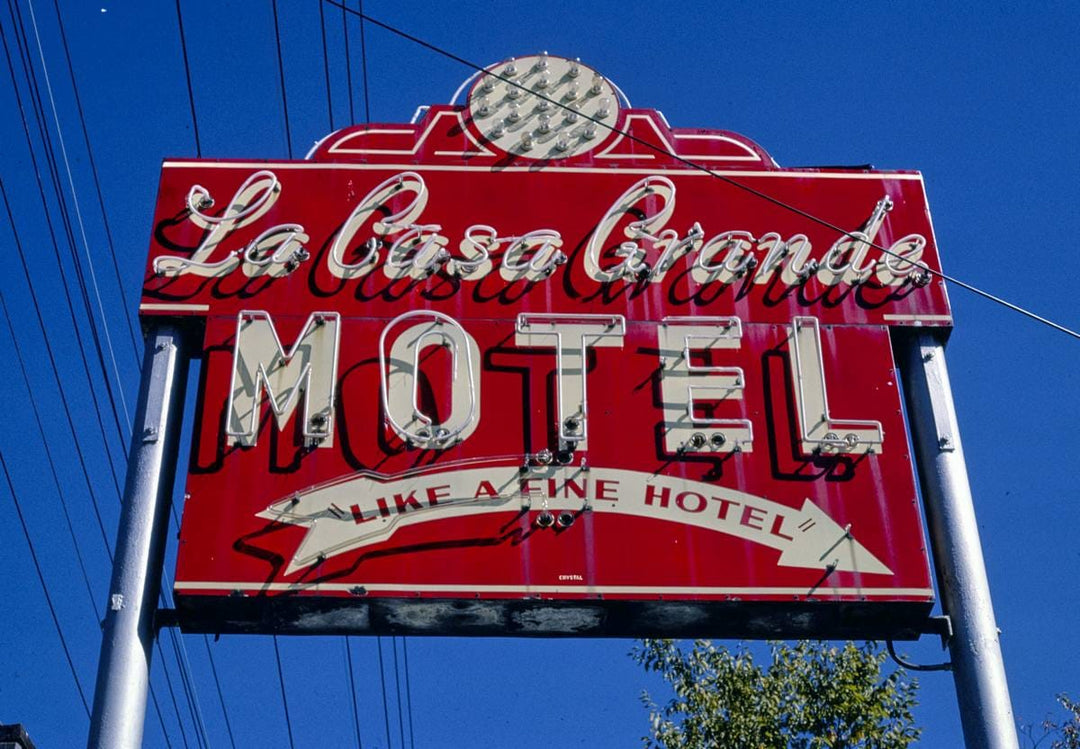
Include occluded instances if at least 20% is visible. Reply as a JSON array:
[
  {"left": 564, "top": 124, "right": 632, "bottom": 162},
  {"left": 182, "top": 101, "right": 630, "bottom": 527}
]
[{"left": 466, "top": 54, "right": 622, "bottom": 160}]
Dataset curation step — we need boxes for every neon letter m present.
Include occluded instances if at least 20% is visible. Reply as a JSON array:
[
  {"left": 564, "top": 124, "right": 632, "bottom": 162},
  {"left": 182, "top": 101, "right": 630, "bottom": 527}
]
[{"left": 226, "top": 310, "right": 340, "bottom": 448}]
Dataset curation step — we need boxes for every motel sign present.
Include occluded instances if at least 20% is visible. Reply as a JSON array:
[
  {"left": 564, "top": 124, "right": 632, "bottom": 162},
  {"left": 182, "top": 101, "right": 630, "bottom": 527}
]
[{"left": 136, "top": 55, "right": 950, "bottom": 639}]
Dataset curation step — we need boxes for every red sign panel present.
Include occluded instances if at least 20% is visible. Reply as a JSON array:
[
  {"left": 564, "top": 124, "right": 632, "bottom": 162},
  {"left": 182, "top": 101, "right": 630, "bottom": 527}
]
[{"left": 151, "top": 62, "right": 942, "bottom": 638}]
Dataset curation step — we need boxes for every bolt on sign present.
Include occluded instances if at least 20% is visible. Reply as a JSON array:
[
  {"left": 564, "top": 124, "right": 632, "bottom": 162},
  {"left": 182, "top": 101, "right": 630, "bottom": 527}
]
[{"left": 143, "top": 55, "right": 949, "bottom": 638}]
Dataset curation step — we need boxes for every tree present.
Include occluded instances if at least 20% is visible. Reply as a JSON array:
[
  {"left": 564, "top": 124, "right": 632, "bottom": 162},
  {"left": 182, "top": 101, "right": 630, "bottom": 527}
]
[
  {"left": 1022, "top": 693, "right": 1080, "bottom": 749},
  {"left": 632, "top": 639, "right": 920, "bottom": 749}
]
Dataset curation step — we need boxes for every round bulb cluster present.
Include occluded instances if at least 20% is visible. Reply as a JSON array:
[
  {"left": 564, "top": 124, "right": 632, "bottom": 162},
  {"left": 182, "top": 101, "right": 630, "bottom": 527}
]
[{"left": 466, "top": 54, "right": 621, "bottom": 159}]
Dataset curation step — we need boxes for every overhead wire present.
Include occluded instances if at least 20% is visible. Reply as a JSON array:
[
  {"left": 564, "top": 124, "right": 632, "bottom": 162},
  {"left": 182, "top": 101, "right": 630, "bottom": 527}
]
[
  {"left": 271, "top": 0, "right": 292, "bottom": 158},
  {"left": 327, "top": 1, "right": 1080, "bottom": 342},
  {"left": 5, "top": 0, "right": 130, "bottom": 462},
  {"left": 3, "top": 156, "right": 184, "bottom": 749},
  {"left": 273, "top": 635, "right": 297, "bottom": 749},
  {"left": 174, "top": 0, "right": 201, "bottom": 156},
  {"left": 25, "top": 0, "right": 133, "bottom": 425},
  {"left": 319, "top": 0, "right": 333, "bottom": 131},
  {"left": 0, "top": 9, "right": 116, "bottom": 558},
  {"left": 377, "top": 636, "right": 393, "bottom": 748},
  {"left": 357, "top": 0, "right": 370, "bottom": 122},
  {"left": 393, "top": 637, "right": 406, "bottom": 749},
  {"left": 4, "top": 4, "right": 206, "bottom": 744},
  {"left": 204, "top": 634, "right": 239, "bottom": 749},
  {"left": 49, "top": 0, "right": 141, "bottom": 365},
  {"left": 402, "top": 638, "right": 416, "bottom": 749},
  {"left": 345, "top": 637, "right": 363, "bottom": 748},
  {"left": 0, "top": 450, "right": 91, "bottom": 719},
  {"left": 341, "top": 0, "right": 354, "bottom": 124},
  {"left": 0, "top": 287, "right": 101, "bottom": 622}
]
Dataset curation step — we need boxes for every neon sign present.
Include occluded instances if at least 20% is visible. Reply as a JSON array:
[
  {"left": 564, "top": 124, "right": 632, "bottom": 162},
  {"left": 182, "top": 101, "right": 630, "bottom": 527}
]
[{"left": 151, "top": 55, "right": 945, "bottom": 638}]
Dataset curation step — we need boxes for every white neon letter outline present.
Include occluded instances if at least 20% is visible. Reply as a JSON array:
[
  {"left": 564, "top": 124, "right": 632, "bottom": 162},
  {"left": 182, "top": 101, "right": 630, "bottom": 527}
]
[
  {"left": 379, "top": 311, "right": 480, "bottom": 449},
  {"left": 226, "top": 310, "right": 340, "bottom": 448},
  {"left": 515, "top": 313, "right": 626, "bottom": 451},
  {"left": 328, "top": 171, "right": 430, "bottom": 279},
  {"left": 657, "top": 316, "right": 753, "bottom": 454},
  {"left": 155, "top": 170, "right": 282, "bottom": 277},
  {"left": 585, "top": 176, "right": 676, "bottom": 282},
  {"left": 788, "top": 316, "right": 884, "bottom": 455}
]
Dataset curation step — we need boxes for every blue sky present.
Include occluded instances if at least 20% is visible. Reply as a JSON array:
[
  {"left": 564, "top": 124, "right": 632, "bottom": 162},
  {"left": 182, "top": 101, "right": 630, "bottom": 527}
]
[{"left": 0, "top": 1, "right": 1078, "bottom": 747}]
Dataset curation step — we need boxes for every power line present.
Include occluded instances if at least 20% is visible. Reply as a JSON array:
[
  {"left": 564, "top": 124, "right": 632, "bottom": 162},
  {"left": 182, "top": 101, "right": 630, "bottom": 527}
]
[
  {"left": 393, "top": 637, "right": 405, "bottom": 749},
  {"left": 357, "top": 0, "right": 370, "bottom": 122},
  {"left": 273, "top": 635, "right": 297, "bottom": 749},
  {"left": 156, "top": 638, "right": 192, "bottom": 749},
  {"left": 0, "top": 289, "right": 102, "bottom": 621},
  {"left": 2, "top": 12, "right": 204, "bottom": 743},
  {"left": 341, "top": 0, "right": 354, "bottom": 124},
  {"left": 377, "top": 636, "right": 393, "bottom": 748},
  {"left": 0, "top": 450, "right": 91, "bottom": 718},
  {"left": 271, "top": 0, "right": 292, "bottom": 158},
  {"left": 318, "top": 0, "right": 333, "bottom": 131},
  {"left": 402, "top": 638, "right": 416, "bottom": 749},
  {"left": 4, "top": 0, "right": 131, "bottom": 460},
  {"left": 204, "top": 635, "right": 238, "bottom": 749},
  {"left": 327, "top": 1, "right": 1080, "bottom": 342},
  {"left": 25, "top": 0, "right": 134, "bottom": 425},
  {"left": 174, "top": 0, "right": 201, "bottom": 156},
  {"left": 50, "top": 0, "right": 142, "bottom": 365},
  {"left": 345, "top": 637, "right": 363, "bottom": 748}
]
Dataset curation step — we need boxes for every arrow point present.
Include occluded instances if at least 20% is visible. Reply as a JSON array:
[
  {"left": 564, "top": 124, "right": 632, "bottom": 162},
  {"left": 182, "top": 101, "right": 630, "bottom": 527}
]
[{"left": 779, "top": 499, "right": 893, "bottom": 576}]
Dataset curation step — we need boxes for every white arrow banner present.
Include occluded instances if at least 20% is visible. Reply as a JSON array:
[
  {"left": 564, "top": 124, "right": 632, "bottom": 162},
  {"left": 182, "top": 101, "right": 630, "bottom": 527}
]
[{"left": 258, "top": 460, "right": 892, "bottom": 577}]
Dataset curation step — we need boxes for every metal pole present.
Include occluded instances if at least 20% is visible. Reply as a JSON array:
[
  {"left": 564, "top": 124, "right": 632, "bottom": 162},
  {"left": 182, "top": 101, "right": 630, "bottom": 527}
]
[
  {"left": 88, "top": 325, "right": 189, "bottom": 749},
  {"left": 895, "top": 330, "right": 1017, "bottom": 749}
]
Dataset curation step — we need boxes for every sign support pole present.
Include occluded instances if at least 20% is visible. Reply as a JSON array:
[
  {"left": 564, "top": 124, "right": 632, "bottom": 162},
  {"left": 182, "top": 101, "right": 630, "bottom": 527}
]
[
  {"left": 895, "top": 330, "right": 1017, "bottom": 749},
  {"left": 88, "top": 325, "right": 189, "bottom": 749}
]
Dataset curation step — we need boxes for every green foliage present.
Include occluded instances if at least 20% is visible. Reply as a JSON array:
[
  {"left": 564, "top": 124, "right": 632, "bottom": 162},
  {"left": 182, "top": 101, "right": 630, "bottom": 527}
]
[
  {"left": 632, "top": 639, "right": 920, "bottom": 749},
  {"left": 1025, "top": 693, "right": 1080, "bottom": 749},
  {"left": 1049, "top": 694, "right": 1080, "bottom": 749}
]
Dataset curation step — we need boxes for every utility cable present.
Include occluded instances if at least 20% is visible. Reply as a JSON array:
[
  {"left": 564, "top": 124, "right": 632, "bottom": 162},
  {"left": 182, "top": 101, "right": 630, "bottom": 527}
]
[
  {"left": 357, "top": 0, "right": 370, "bottom": 122},
  {"left": 319, "top": 0, "right": 333, "bottom": 131},
  {"left": 273, "top": 635, "right": 297, "bottom": 749},
  {"left": 156, "top": 637, "right": 192, "bottom": 749},
  {"left": 4, "top": 0, "right": 130, "bottom": 459},
  {"left": 174, "top": 0, "right": 201, "bottom": 156},
  {"left": 203, "top": 634, "right": 238, "bottom": 749},
  {"left": 402, "top": 637, "right": 416, "bottom": 749},
  {"left": 377, "top": 636, "right": 393, "bottom": 749},
  {"left": 25, "top": 0, "right": 134, "bottom": 423},
  {"left": 341, "top": 0, "right": 354, "bottom": 123},
  {"left": 50, "top": 0, "right": 141, "bottom": 365},
  {"left": 3, "top": 23, "right": 201, "bottom": 741},
  {"left": 271, "top": 0, "right": 293, "bottom": 158},
  {"left": 327, "top": 2, "right": 1080, "bottom": 342},
  {"left": 345, "top": 637, "right": 363, "bottom": 748},
  {"left": 0, "top": 450, "right": 91, "bottom": 718},
  {"left": 0, "top": 127, "right": 113, "bottom": 562},
  {"left": 0, "top": 290, "right": 101, "bottom": 621},
  {"left": 392, "top": 637, "right": 405, "bottom": 749}
]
